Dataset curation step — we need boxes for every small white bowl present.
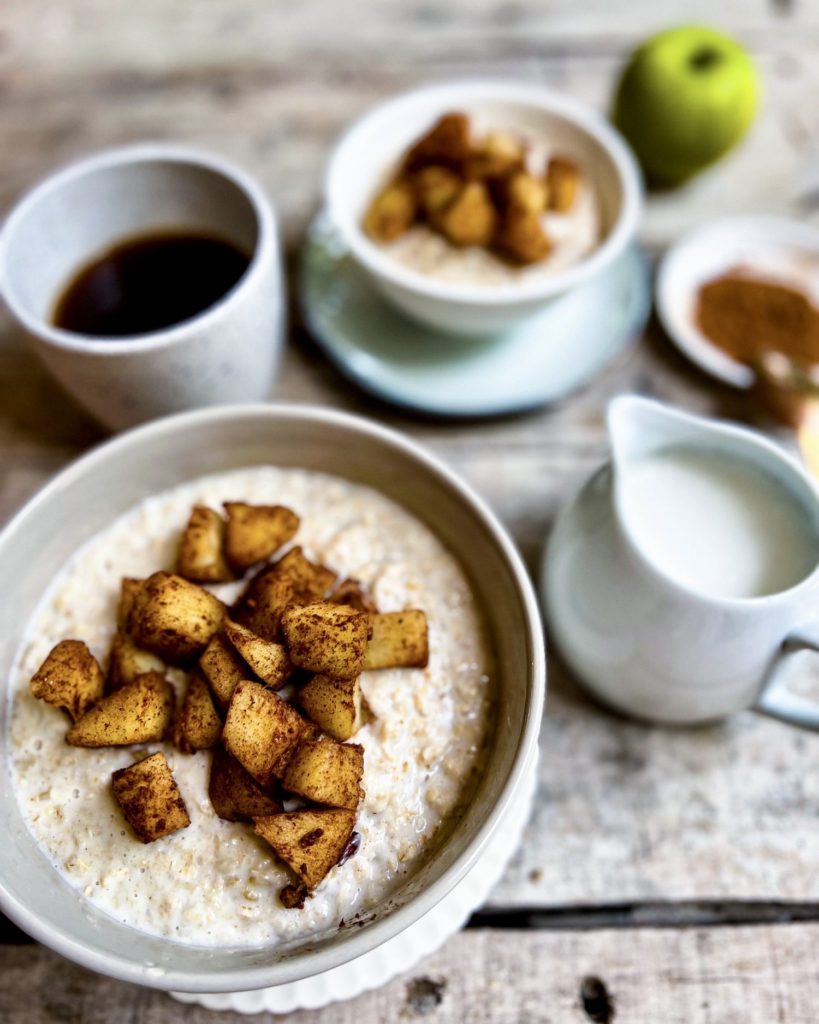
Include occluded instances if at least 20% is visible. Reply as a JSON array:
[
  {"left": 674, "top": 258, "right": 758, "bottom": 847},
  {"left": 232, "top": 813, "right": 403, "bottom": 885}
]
[
  {"left": 657, "top": 216, "right": 819, "bottom": 389},
  {"left": 325, "top": 80, "right": 643, "bottom": 335},
  {"left": 0, "top": 404, "right": 545, "bottom": 993}
]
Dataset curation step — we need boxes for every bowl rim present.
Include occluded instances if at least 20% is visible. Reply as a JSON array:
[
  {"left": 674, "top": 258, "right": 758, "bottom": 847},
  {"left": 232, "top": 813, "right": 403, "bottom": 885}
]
[
  {"left": 0, "top": 142, "right": 277, "bottom": 355},
  {"left": 0, "top": 402, "right": 546, "bottom": 992},
  {"left": 325, "top": 78, "right": 643, "bottom": 307}
]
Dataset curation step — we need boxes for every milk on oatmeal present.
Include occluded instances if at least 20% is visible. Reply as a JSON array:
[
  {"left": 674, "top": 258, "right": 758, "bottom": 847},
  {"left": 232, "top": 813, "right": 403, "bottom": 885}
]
[{"left": 8, "top": 467, "right": 493, "bottom": 947}]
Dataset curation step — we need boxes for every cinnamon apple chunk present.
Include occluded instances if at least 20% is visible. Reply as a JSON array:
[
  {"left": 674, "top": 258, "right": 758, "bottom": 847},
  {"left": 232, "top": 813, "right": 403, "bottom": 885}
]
[
  {"left": 223, "top": 502, "right": 300, "bottom": 572},
  {"left": 29, "top": 639, "right": 104, "bottom": 721},
  {"left": 222, "top": 680, "right": 307, "bottom": 788},
  {"left": 365, "top": 610, "right": 429, "bottom": 670},
  {"left": 112, "top": 752, "right": 190, "bottom": 843},
  {"left": 224, "top": 619, "right": 292, "bottom": 690},
  {"left": 106, "top": 631, "right": 165, "bottom": 691},
  {"left": 128, "top": 571, "right": 225, "bottom": 662},
  {"left": 66, "top": 671, "right": 173, "bottom": 747},
  {"left": 254, "top": 808, "right": 357, "bottom": 893},
  {"left": 174, "top": 671, "right": 222, "bottom": 753},
  {"left": 199, "top": 633, "right": 247, "bottom": 710},
  {"left": 176, "top": 505, "right": 233, "bottom": 584},
  {"left": 208, "top": 748, "right": 282, "bottom": 822},
  {"left": 282, "top": 738, "right": 364, "bottom": 810},
  {"left": 298, "top": 674, "right": 363, "bottom": 741},
  {"left": 281, "top": 602, "right": 371, "bottom": 677}
]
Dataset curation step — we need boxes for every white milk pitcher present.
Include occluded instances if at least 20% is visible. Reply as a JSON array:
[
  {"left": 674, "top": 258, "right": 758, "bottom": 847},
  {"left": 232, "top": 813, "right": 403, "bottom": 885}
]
[{"left": 543, "top": 395, "right": 819, "bottom": 727}]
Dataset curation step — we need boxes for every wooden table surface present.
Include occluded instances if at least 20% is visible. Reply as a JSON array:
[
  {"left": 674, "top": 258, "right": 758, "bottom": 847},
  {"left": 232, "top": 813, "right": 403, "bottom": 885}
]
[{"left": 2, "top": 1, "right": 819, "bottom": 1021}]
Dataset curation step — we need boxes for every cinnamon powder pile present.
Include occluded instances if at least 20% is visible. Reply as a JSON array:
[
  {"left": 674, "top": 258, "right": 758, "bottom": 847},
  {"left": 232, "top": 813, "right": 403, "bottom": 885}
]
[{"left": 696, "top": 271, "right": 819, "bottom": 366}]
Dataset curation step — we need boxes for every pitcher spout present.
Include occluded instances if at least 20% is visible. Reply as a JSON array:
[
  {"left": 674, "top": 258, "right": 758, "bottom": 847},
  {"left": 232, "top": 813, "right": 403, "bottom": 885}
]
[{"left": 607, "top": 394, "right": 722, "bottom": 472}]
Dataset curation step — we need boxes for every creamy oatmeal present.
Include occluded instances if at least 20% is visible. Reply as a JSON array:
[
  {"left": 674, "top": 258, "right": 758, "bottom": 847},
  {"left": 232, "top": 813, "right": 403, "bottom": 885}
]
[{"left": 8, "top": 467, "right": 493, "bottom": 947}]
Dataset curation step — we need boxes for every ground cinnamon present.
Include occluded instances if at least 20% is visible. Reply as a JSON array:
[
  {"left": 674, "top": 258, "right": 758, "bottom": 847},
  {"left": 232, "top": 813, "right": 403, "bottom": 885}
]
[{"left": 695, "top": 271, "right": 819, "bottom": 366}]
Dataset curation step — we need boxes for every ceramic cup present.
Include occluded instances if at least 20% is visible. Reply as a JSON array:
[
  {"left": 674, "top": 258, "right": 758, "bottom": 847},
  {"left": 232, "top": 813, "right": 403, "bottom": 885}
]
[
  {"left": 543, "top": 396, "right": 819, "bottom": 728},
  {"left": 0, "top": 144, "right": 284, "bottom": 431}
]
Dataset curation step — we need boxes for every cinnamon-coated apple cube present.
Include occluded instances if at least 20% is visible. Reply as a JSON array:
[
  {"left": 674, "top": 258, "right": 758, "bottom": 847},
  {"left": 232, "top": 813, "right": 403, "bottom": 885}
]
[
  {"left": 464, "top": 130, "right": 525, "bottom": 181},
  {"left": 208, "top": 747, "right": 282, "bottom": 822},
  {"left": 199, "top": 633, "right": 247, "bottom": 710},
  {"left": 234, "top": 547, "right": 336, "bottom": 641},
  {"left": 117, "top": 578, "right": 143, "bottom": 630},
  {"left": 435, "top": 181, "right": 497, "bottom": 248},
  {"left": 176, "top": 506, "right": 233, "bottom": 584},
  {"left": 223, "top": 502, "right": 300, "bottom": 572},
  {"left": 403, "top": 112, "right": 471, "bottom": 172},
  {"left": 29, "top": 639, "right": 104, "bottom": 721},
  {"left": 493, "top": 208, "right": 552, "bottom": 266},
  {"left": 66, "top": 671, "right": 173, "bottom": 747},
  {"left": 128, "top": 571, "right": 225, "bottom": 662},
  {"left": 254, "top": 808, "right": 357, "bottom": 891},
  {"left": 222, "top": 680, "right": 307, "bottom": 788},
  {"left": 365, "top": 610, "right": 429, "bottom": 670},
  {"left": 224, "top": 619, "right": 292, "bottom": 690},
  {"left": 282, "top": 738, "right": 364, "bottom": 810},
  {"left": 111, "top": 752, "right": 190, "bottom": 844},
  {"left": 106, "top": 631, "right": 165, "bottom": 691},
  {"left": 174, "top": 671, "right": 222, "bottom": 753},
  {"left": 412, "top": 165, "right": 462, "bottom": 220},
  {"left": 298, "top": 674, "right": 363, "bottom": 741},
  {"left": 329, "top": 577, "right": 378, "bottom": 614},
  {"left": 546, "top": 156, "right": 581, "bottom": 213},
  {"left": 281, "top": 602, "right": 371, "bottom": 677}
]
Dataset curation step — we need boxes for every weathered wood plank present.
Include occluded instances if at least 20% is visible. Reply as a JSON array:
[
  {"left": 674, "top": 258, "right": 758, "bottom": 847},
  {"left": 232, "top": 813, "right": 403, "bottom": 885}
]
[{"left": 1, "top": 925, "right": 818, "bottom": 1022}]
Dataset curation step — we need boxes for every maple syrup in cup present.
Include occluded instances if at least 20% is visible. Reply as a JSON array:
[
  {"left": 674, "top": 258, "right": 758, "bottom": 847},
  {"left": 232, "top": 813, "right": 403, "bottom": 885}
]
[
  {"left": 544, "top": 396, "right": 819, "bottom": 727},
  {"left": 0, "top": 144, "right": 284, "bottom": 430}
]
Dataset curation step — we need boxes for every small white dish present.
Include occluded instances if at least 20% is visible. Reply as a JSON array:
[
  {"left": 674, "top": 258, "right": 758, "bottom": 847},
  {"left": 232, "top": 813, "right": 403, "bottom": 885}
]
[
  {"left": 656, "top": 216, "right": 819, "bottom": 389},
  {"left": 300, "top": 213, "right": 651, "bottom": 417},
  {"left": 171, "top": 749, "right": 537, "bottom": 1013},
  {"left": 325, "top": 79, "right": 643, "bottom": 335}
]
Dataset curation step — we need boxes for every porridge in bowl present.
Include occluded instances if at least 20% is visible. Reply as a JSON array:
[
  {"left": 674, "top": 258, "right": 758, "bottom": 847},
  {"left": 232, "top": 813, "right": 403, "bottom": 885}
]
[
  {"left": 9, "top": 466, "right": 493, "bottom": 947},
  {"left": 363, "top": 111, "right": 600, "bottom": 286}
]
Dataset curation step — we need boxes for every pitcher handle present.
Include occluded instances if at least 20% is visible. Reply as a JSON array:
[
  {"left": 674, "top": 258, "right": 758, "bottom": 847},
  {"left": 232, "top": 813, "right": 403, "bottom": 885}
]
[{"left": 754, "top": 621, "right": 819, "bottom": 731}]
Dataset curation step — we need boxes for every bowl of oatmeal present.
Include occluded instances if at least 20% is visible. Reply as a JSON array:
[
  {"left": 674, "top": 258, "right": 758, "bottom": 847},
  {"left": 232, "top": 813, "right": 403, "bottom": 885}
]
[
  {"left": 0, "top": 404, "right": 544, "bottom": 992},
  {"left": 326, "top": 80, "right": 642, "bottom": 335}
]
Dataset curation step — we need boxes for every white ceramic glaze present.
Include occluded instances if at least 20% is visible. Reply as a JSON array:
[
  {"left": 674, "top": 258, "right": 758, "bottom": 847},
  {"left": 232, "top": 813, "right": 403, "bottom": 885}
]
[
  {"left": 170, "top": 748, "right": 538, "bottom": 1014},
  {"left": 300, "top": 213, "right": 651, "bottom": 416},
  {"left": 325, "top": 80, "right": 643, "bottom": 335},
  {"left": 0, "top": 404, "right": 545, "bottom": 992},
  {"left": 543, "top": 396, "right": 819, "bottom": 727},
  {"left": 656, "top": 216, "right": 819, "bottom": 389},
  {"left": 0, "top": 145, "right": 285, "bottom": 430}
]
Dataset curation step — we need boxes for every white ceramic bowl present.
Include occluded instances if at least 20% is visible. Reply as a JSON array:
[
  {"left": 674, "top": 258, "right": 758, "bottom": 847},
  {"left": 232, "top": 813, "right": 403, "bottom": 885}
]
[
  {"left": 0, "top": 404, "right": 545, "bottom": 993},
  {"left": 326, "top": 80, "right": 643, "bottom": 335},
  {"left": 657, "top": 216, "right": 819, "bottom": 389}
]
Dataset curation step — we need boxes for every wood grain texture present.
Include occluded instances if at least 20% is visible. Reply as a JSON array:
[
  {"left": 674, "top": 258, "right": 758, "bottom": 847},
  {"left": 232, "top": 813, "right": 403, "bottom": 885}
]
[
  {"left": 1, "top": 0, "right": 819, "bottom": 918},
  {"left": 2, "top": 925, "right": 819, "bottom": 1022}
]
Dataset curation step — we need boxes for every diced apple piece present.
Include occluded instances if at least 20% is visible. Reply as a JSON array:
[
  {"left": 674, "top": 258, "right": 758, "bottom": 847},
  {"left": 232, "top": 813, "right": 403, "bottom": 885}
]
[
  {"left": 208, "top": 748, "right": 282, "bottom": 822},
  {"left": 403, "top": 112, "right": 471, "bottom": 172},
  {"left": 281, "top": 602, "right": 371, "bottom": 678},
  {"left": 546, "top": 156, "right": 581, "bottom": 213},
  {"left": 199, "top": 634, "right": 247, "bottom": 710},
  {"left": 176, "top": 506, "right": 233, "bottom": 584},
  {"left": 254, "top": 808, "right": 356, "bottom": 891},
  {"left": 223, "top": 502, "right": 300, "bottom": 572},
  {"left": 174, "top": 671, "right": 222, "bottom": 753},
  {"left": 107, "top": 631, "right": 165, "bottom": 691},
  {"left": 329, "top": 578, "right": 378, "bottom": 615},
  {"left": 66, "top": 672, "right": 173, "bottom": 747},
  {"left": 365, "top": 610, "right": 429, "bottom": 670},
  {"left": 363, "top": 179, "right": 417, "bottom": 243},
  {"left": 298, "top": 674, "right": 363, "bottom": 741},
  {"left": 29, "top": 639, "right": 104, "bottom": 721},
  {"left": 111, "top": 752, "right": 190, "bottom": 843},
  {"left": 282, "top": 739, "right": 364, "bottom": 810},
  {"left": 234, "top": 547, "right": 336, "bottom": 641},
  {"left": 224, "top": 619, "right": 292, "bottom": 690},
  {"left": 222, "top": 680, "right": 307, "bottom": 788},
  {"left": 128, "top": 571, "right": 225, "bottom": 662}
]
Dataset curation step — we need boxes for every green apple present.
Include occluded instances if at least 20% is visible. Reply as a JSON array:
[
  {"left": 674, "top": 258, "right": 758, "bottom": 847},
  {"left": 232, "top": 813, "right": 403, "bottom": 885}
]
[{"left": 613, "top": 25, "right": 759, "bottom": 187}]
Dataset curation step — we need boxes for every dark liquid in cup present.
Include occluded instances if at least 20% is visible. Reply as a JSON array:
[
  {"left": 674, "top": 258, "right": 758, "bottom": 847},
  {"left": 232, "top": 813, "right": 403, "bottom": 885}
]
[{"left": 52, "top": 230, "right": 251, "bottom": 337}]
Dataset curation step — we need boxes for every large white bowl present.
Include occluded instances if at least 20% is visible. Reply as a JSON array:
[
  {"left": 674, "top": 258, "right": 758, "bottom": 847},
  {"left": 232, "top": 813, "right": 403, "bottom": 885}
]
[
  {"left": 0, "top": 404, "right": 545, "bottom": 993},
  {"left": 326, "top": 80, "right": 643, "bottom": 335}
]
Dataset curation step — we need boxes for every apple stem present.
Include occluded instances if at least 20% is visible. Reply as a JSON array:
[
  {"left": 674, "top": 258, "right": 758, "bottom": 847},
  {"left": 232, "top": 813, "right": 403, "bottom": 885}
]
[{"left": 689, "top": 46, "right": 722, "bottom": 71}]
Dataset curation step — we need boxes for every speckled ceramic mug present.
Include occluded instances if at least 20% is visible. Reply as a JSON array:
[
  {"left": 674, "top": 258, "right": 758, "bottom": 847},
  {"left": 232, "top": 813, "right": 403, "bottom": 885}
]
[{"left": 0, "top": 144, "right": 284, "bottom": 431}]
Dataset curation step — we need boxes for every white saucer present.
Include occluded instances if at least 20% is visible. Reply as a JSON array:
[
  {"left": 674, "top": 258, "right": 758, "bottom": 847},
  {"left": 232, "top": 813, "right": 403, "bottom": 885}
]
[
  {"left": 171, "top": 753, "right": 537, "bottom": 1014},
  {"left": 300, "top": 213, "right": 651, "bottom": 417},
  {"left": 656, "top": 216, "right": 819, "bottom": 389}
]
